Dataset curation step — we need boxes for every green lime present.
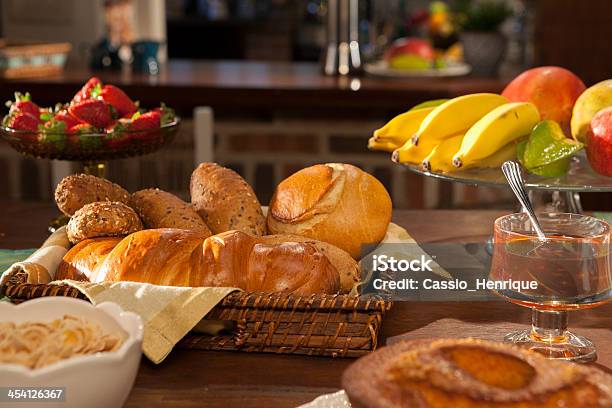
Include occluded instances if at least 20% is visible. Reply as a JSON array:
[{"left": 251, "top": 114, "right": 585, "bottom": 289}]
[
  {"left": 409, "top": 99, "right": 448, "bottom": 111},
  {"left": 434, "top": 59, "right": 447, "bottom": 69},
  {"left": 517, "top": 140, "right": 570, "bottom": 177},
  {"left": 523, "top": 120, "right": 583, "bottom": 168}
]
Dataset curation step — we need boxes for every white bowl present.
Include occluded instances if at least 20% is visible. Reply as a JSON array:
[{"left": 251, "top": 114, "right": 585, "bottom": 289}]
[{"left": 0, "top": 297, "right": 143, "bottom": 408}]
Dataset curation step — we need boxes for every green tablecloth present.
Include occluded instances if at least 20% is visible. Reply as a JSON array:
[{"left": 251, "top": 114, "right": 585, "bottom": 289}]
[{"left": 0, "top": 249, "right": 36, "bottom": 272}]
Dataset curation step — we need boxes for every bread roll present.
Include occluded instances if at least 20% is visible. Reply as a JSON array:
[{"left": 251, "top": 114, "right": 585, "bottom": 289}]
[
  {"left": 56, "top": 236, "right": 122, "bottom": 282},
  {"left": 190, "top": 163, "right": 266, "bottom": 235},
  {"left": 55, "top": 174, "right": 130, "bottom": 216},
  {"left": 57, "top": 229, "right": 339, "bottom": 295},
  {"left": 267, "top": 163, "right": 392, "bottom": 259},
  {"left": 66, "top": 201, "right": 143, "bottom": 244},
  {"left": 131, "top": 188, "right": 212, "bottom": 236},
  {"left": 259, "top": 234, "right": 360, "bottom": 293}
]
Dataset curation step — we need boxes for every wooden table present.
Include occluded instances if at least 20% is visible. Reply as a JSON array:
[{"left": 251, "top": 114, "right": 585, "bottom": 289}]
[
  {"left": 1, "top": 202, "right": 610, "bottom": 407},
  {"left": 0, "top": 60, "right": 505, "bottom": 117}
]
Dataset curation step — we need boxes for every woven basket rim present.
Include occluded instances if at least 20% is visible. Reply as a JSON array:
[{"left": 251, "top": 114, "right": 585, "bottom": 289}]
[{"left": 1, "top": 269, "right": 392, "bottom": 312}]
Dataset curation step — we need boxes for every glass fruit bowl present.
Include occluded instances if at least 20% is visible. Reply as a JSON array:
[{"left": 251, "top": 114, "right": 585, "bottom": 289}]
[{"left": 0, "top": 119, "right": 180, "bottom": 161}]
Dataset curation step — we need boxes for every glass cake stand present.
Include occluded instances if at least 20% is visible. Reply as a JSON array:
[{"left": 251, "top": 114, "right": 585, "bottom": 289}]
[
  {"left": 400, "top": 152, "right": 612, "bottom": 214},
  {"left": 1, "top": 119, "right": 180, "bottom": 231}
]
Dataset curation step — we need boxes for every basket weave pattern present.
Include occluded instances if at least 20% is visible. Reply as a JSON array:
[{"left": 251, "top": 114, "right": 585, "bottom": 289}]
[{"left": 1, "top": 270, "right": 391, "bottom": 357}]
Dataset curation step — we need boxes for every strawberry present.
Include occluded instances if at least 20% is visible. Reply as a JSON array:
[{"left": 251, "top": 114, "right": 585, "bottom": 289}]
[
  {"left": 71, "top": 77, "right": 102, "bottom": 104},
  {"left": 7, "top": 92, "right": 39, "bottom": 118},
  {"left": 99, "top": 85, "right": 137, "bottom": 117},
  {"left": 128, "top": 111, "right": 160, "bottom": 131},
  {"left": 39, "top": 120, "right": 67, "bottom": 150},
  {"left": 68, "top": 99, "right": 113, "bottom": 128},
  {"left": 7, "top": 113, "right": 39, "bottom": 132},
  {"left": 153, "top": 103, "right": 176, "bottom": 125},
  {"left": 68, "top": 123, "right": 95, "bottom": 134},
  {"left": 105, "top": 120, "right": 131, "bottom": 149},
  {"left": 53, "top": 110, "right": 83, "bottom": 129},
  {"left": 67, "top": 123, "right": 101, "bottom": 150},
  {"left": 5, "top": 113, "right": 40, "bottom": 142}
]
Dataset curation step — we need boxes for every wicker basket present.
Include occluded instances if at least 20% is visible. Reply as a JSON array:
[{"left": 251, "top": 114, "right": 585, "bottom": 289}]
[{"left": 1, "top": 269, "right": 391, "bottom": 358}]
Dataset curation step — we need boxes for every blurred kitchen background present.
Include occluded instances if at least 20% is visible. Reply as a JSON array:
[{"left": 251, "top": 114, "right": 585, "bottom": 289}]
[{"left": 0, "top": 0, "right": 610, "bottom": 210}]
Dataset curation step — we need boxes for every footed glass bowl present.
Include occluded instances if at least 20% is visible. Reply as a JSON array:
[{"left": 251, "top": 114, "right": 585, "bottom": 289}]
[{"left": 0, "top": 119, "right": 180, "bottom": 161}]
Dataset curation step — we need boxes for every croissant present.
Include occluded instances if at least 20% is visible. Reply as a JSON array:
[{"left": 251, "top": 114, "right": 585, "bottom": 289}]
[{"left": 57, "top": 229, "right": 340, "bottom": 295}]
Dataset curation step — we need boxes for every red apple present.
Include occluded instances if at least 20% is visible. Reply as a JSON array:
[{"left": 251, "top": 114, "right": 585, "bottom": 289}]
[
  {"left": 586, "top": 107, "right": 612, "bottom": 176},
  {"left": 502, "top": 66, "right": 586, "bottom": 136},
  {"left": 385, "top": 37, "right": 434, "bottom": 61}
]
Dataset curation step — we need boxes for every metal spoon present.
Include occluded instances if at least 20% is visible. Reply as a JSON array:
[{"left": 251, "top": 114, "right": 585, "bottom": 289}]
[{"left": 501, "top": 161, "right": 547, "bottom": 241}]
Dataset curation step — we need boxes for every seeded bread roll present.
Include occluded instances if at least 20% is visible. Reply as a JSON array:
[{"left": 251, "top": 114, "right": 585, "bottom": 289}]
[
  {"left": 131, "top": 188, "right": 212, "bottom": 236},
  {"left": 66, "top": 201, "right": 143, "bottom": 244},
  {"left": 190, "top": 163, "right": 266, "bottom": 235},
  {"left": 55, "top": 174, "right": 131, "bottom": 216}
]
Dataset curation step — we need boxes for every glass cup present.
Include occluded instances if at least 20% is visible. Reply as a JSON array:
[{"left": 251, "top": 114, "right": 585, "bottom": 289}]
[{"left": 490, "top": 212, "right": 612, "bottom": 362}]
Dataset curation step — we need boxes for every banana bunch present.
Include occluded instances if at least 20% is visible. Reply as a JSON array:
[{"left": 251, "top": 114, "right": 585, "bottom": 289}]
[
  {"left": 368, "top": 99, "right": 447, "bottom": 152},
  {"left": 368, "top": 93, "right": 541, "bottom": 173}
]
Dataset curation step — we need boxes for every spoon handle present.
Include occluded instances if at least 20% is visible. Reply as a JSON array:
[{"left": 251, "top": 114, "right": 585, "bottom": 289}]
[{"left": 501, "top": 161, "right": 547, "bottom": 240}]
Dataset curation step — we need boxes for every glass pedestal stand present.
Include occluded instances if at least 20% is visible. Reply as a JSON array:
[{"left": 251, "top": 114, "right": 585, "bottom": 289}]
[
  {"left": 0, "top": 119, "right": 180, "bottom": 234},
  {"left": 504, "top": 309, "right": 596, "bottom": 362}
]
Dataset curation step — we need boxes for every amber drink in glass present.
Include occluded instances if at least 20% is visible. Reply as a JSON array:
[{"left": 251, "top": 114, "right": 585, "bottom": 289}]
[{"left": 490, "top": 213, "right": 611, "bottom": 362}]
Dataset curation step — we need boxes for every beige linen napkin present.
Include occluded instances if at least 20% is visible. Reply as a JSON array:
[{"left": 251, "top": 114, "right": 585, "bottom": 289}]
[{"left": 58, "top": 280, "right": 238, "bottom": 363}]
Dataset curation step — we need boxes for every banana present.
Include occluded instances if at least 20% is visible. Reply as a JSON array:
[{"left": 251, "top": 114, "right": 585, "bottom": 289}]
[
  {"left": 473, "top": 140, "right": 520, "bottom": 168},
  {"left": 367, "top": 137, "right": 397, "bottom": 152},
  {"left": 452, "top": 102, "right": 540, "bottom": 168},
  {"left": 413, "top": 93, "right": 509, "bottom": 145},
  {"left": 370, "top": 107, "right": 436, "bottom": 151},
  {"left": 422, "top": 133, "right": 464, "bottom": 172},
  {"left": 392, "top": 137, "right": 439, "bottom": 164}
]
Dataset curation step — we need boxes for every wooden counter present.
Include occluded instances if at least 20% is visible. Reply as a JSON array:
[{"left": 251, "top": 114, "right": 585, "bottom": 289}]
[{"left": 0, "top": 60, "right": 505, "bottom": 116}]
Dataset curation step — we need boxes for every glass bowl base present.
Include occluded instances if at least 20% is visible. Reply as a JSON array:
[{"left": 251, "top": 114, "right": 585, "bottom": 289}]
[{"left": 504, "top": 329, "right": 596, "bottom": 363}]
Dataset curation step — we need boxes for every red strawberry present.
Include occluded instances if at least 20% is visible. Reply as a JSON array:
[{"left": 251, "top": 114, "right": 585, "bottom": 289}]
[
  {"left": 128, "top": 111, "right": 160, "bottom": 131},
  {"left": 126, "top": 111, "right": 160, "bottom": 140},
  {"left": 8, "top": 92, "right": 39, "bottom": 118},
  {"left": 105, "top": 121, "right": 131, "bottom": 149},
  {"left": 68, "top": 123, "right": 94, "bottom": 134},
  {"left": 67, "top": 123, "right": 101, "bottom": 150},
  {"left": 68, "top": 99, "right": 113, "bottom": 128},
  {"left": 72, "top": 77, "right": 102, "bottom": 104},
  {"left": 153, "top": 103, "right": 176, "bottom": 125},
  {"left": 6, "top": 113, "right": 39, "bottom": 141},
  {"left": 99, "top": 85, "right": 137, "bottom": 117},
  {"left": 8, "top": 113, "right": 39, "bottom": 132},
  {"left": 54, "top": 110, "right": 83, "bottom": 129}
]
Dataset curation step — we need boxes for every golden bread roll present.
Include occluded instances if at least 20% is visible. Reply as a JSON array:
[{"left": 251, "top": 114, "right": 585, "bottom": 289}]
[
  {"left": 342, "top": 338, "right": 612, "bottom": 408},
  {"left": 56, "top": 236, "right": 123, "bottom": 282},
  {"left": 55, "top": 174, "right": 130, "bottom": 216},
  {"left": 259, "top": 234, "right": 360, "bottom": 293},
  {"left": 57, "top": 229, "right": 339, "bottom": 295},
  {"left": 267, "top": 163, "right": 392, "bottom": 259},
  {"left": 131, "top": 188, "right": 212, "bottom": 236},
  {"left": 190, "top": 163, "right": 266, "bottom": 235},
  {"left": 66, "top": 201, "right": 143, "bottom": 244}
]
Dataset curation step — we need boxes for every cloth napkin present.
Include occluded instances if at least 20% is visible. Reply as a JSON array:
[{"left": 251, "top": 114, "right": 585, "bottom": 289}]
[
  {"left": 0, "top": 226, "right": 70, "bottom": 285},
  {"left": 59, "top": 279, "right": 238, "bottom": 363}
]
